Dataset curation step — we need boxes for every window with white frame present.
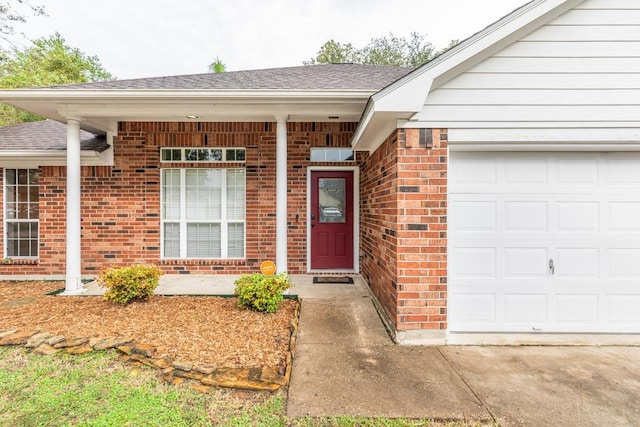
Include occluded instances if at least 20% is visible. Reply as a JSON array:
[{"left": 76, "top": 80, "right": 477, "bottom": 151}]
[
  {"left": 4, "top": 169, "right": 39, "bottom": 258},
  {"left": 161, "top": 168, "right": 245, "bottom": 259},
  {"left": 161, "top": 148, "right": 246, "bottom": 162},
  {"left": 310, "top": 148, "right": 354, "bottom": 162}
]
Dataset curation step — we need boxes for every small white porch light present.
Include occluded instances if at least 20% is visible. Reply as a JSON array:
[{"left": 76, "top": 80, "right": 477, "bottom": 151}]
[{"left": 185, "top": 115, "right": 199, "bottom": 119}]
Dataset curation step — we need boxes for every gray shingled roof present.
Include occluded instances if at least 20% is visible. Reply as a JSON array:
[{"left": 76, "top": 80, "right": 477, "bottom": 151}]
[
  {"left": 0, "top": 120, "right": 109, "bottom": 152},
  {"left": 51, "top": 64, "right": 415, "bottom": 91}
]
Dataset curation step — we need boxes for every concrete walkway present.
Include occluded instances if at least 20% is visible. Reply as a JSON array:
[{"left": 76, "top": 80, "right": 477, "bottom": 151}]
[{"left": 286, "top": 276, "right": 640, "bottom": 426}]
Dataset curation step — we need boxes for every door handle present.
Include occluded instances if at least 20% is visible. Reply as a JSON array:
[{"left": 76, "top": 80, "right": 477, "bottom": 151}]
[{"left": 549, "top": 258, "right": 555, "bottom": 275}]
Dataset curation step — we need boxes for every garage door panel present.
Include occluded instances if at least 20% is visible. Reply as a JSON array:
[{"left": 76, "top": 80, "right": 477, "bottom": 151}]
[
  {"left": 451, "top": 247, "right": 496, "bottom": 278},
  {"left": 505, "top": 202, "right": 549, "bottom": 231},
  {"left": 504, "top": 248, "right": 549, "bottom": 278},
  {"left": 450, "top": 151, "right": 640, "bottom": 333},
  {"left": 451, "top": 201, "right": 497, "bottom": 231},
  {"left": 504, "top": 294, "right": 548, "bottom": 324},
  {"left": 554, "top": 156, "right": 600, "bottom": 186},
  {"left": 608, "top": 249, "right": 640, "bottom": 277},
  {"left": 556, "top": 295, "right": 599, "bottom": 323},
  {"left": 607, "top": 296, "right": 640, "bottom": 323},
  {"left": 608, "top": 158, "right": 640, "bottom": 184},
  {"left": 450, "top": 153, "right": 497, "bottom": 185},
  {"left": 609, "top": 202, "right": 640, "bottom": 231},
  {"left": 556, "top": 202, "right": 600, "bottom": 232},
  {"left": 555, "top": 248, "right": 600, "bottom": 278},
  {"left": 504, "top": 155, "right": 548, "bottom": 184},
  {"left": 453, "top": 294, "right": 497, "bottom": 323}
]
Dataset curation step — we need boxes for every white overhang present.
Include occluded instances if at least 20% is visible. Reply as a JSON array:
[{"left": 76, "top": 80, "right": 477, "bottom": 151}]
[
  {"left": 0, "top": 89, "right": 376, "bottom": 135},
  {"left": 351, "top": 0, "right": 585, "bottom": 153},
  {"left": 0, "top": 147, "right": 113, "bottom": 167}
]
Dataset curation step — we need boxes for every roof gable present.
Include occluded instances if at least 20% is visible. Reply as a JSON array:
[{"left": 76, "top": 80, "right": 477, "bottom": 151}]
[{"left": 352, "top": 0, "right": 586, "bottom": 152}]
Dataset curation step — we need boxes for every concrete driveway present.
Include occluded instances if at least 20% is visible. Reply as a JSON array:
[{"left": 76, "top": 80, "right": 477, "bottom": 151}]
[{"left": 286, "top": 278, "right": 640, "bottom": 426}]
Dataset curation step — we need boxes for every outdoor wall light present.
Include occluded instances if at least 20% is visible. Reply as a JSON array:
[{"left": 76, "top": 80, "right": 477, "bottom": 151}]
[{"left": 185, "top": 115, "right": 199, "bottom": 119}]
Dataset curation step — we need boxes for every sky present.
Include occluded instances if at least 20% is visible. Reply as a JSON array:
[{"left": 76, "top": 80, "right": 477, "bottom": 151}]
[{"left": 14, "top": 0, "right": 527, "bottom": 80}]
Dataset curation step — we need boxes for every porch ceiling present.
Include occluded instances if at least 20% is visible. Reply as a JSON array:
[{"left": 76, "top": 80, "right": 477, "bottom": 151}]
[{"left": 0, "top": 89, "right": 374, "bottom": 134}]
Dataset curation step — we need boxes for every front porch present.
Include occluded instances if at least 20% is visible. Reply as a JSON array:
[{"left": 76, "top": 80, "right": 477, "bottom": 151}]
[{"left": 81, "top": 274, "right": 368, "bottom": 299}]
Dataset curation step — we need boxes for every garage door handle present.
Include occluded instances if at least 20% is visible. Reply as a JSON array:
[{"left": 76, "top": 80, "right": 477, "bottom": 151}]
[{"left": 549, "top": 258, "right": 555, "bottom": 275}]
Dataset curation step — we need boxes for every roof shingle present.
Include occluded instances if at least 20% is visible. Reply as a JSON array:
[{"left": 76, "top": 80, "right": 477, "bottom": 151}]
[
  {"left": 51, "top": 64, "right": 414, "bottom": 91},
  {"left": 0, "top": 120, "right": 109, "bottom": 152}
]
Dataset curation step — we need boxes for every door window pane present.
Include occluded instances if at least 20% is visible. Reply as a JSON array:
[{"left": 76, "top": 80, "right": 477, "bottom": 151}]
[{"left": 319, "top": 178, "right": 346, "bottom": 223}]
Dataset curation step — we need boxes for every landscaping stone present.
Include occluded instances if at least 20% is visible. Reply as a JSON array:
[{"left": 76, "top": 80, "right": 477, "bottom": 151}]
[
  {"left": 151, "top": 356, "right": 174, "bottom": 369},
  {"left": 175, "top": 369, "right": 205, "bottom": 381},
  {"left": 0, "top": 329, "right": 38, "bottom": 346},
  {"left": 54, "top": 337, "right": 89, "bottom": 349},
  {"left": 0, "top": 300, "right": 301, "bottom": 393},
  {"left": 202, "top": 367, "right": 283, "bottom": 391},
  {"left": 172, "top": 361, "right": 193, "bottom": 371},
  {"left": 65, "top": 345, "right": 93, "bottom": 355},
  {"left": 116, "top": 345, "right": 134, "bottom": 355},
  {"left": 25, "top": 332, "right": 54, "bottom": 348},
  {"left": 33, "top": 343, "right": 59, "bottom": 355},
  {"left": 193, "top": 364, "right": 217, "bottom": 374},
  {"left": 45, "top": 335, "right": 65, "bottom": 346},
  {"left": 132, "top": 343, "right": 156, "bottom": 358},
  {"left": 93, "top": 337, "right": 134, "bottom": 350}
]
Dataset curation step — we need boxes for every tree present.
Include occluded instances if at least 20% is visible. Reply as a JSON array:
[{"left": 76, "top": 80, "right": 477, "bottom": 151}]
[
  {"left": 0, "top": 33, "right": 114, "bottom": 126},
  {"left": 0, "top": 0, "right": 46, "bottom": 49},
  {"left": 208, "top": 56, "right": 226, "bottom": 73},
  {"left": 306, "top": 32, "right": 458, "bottom": 67},
  {"left": 303, "top": 40, "right": 360, "bottom": 65}
]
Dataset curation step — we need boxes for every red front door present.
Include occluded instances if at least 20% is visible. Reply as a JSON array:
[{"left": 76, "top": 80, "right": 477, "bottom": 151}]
[{"left": 310, "top": 171, "right": 354, "bottom": 269}]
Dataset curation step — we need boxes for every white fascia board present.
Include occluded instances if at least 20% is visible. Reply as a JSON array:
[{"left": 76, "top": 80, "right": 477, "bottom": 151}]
[
  {"left": 0, "top": 147, "right": 114, "bottom": 168},
  {"left": 0, "top": 89, "right": 374, "bottom": 102}
]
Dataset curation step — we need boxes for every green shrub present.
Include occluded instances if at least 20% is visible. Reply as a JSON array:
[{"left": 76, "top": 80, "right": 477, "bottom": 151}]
[
  {"left": 234, "top": 273, "right": 291, "bottom": 313},
  {"left": 97, "top": 264, "right": 163, "bottom": 305}
]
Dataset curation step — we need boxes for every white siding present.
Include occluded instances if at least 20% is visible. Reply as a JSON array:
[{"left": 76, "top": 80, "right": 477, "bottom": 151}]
[{"left": 415, "top": 0, "right": 640, "bottom": 132}]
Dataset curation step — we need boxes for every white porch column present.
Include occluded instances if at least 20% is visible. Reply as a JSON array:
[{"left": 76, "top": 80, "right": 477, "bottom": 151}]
[
  {"left": 62, "top": 119, "right": 85, "bottom": 294},
  {"left": 275, "top": 116, "right": 288, "bottom": 273}
]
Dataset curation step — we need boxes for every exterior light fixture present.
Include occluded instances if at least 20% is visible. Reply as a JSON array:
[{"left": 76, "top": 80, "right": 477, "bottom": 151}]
[{"left": 186, "top": 115, "right": 199, "bottom": 119}]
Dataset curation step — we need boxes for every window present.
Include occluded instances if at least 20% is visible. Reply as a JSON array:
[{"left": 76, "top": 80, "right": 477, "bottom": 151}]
[
  {"left": 310, "top": 148, "right": 354, "bottom": 162},
  {"left": 161, "top": 148, "right": 245, "bottom": 163},
  {"left": 4, "top": 169, "right": 39, "bottom": 258},
  {"left": 161, "top": 168, "right": 245, "bottom": 259}
]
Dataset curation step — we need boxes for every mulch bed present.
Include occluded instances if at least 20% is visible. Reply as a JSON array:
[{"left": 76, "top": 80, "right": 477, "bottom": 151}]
[{"left": 0, "top": 281, "right": 298, "bottom": 371}]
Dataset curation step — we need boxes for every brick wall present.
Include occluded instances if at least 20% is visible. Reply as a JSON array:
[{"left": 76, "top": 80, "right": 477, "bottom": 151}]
[
  {"left": 0, "top": 121, "right": 358, "bottom": 277},
  {"left": 360, "top": 128, "right": 449, "bottom": 331},
  {"left": 360, "top": 131, "right": 400, "bottom": 324}
]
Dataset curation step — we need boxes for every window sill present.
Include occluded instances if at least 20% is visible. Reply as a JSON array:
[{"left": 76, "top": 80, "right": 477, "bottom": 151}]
[
  {"left": 2, "top": 259, "right": 39, "bottom": 265},
  {"left": 161, "top": 259, "right": 247, "bottom": 266}
]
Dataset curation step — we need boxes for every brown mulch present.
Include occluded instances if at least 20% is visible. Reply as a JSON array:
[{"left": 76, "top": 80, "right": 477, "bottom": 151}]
[{"left": 0, "top": 281, "right": 298, "bottom": 370}]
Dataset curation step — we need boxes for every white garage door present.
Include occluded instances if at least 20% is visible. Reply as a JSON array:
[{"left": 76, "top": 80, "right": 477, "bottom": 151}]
[{"left": 449, "top": 151, "right": 640, "bottom": 333}]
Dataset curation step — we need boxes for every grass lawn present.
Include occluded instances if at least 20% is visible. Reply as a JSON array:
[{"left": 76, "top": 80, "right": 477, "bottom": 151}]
[{"left": 0, "top": 347, "right": 489, "bottom": 426}]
